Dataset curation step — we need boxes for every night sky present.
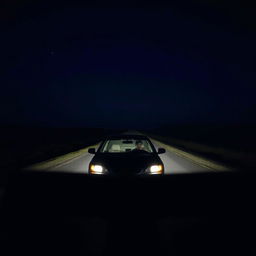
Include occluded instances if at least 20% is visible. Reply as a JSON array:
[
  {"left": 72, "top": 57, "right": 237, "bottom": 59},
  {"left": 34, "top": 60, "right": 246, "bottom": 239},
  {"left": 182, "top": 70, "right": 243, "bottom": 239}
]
[{"left": 1, "top": 1, "right": 256, "bottom": 128}]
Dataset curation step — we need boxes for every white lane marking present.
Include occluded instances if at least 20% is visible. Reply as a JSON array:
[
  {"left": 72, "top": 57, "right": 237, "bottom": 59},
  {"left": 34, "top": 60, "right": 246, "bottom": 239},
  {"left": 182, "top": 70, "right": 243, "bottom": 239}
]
[
  {"left": 152, "top": 142, "right": 207, "bottom": 174},
  {"left": 51, "top": 152, "right": 90, "bottom": 170}
]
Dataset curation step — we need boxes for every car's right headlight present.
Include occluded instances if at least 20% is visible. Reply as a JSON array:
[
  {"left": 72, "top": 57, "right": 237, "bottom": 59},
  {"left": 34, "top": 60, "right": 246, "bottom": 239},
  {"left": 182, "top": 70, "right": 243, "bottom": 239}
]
[
  {"left": 146, "top": 164, "right": 164, "bottom": 174},
  {"left": 89, "top": 164, "right": 107, "bottom": 175}
]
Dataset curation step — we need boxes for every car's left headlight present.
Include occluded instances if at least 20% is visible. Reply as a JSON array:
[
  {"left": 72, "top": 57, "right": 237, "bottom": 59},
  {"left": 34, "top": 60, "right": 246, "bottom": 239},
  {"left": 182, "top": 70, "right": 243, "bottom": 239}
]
[
  {"left": 89, "top": 164, "right": 107, "bottom": 175},
  {"left": 146, "top": 164, "right": 164, "bottom": 174}
]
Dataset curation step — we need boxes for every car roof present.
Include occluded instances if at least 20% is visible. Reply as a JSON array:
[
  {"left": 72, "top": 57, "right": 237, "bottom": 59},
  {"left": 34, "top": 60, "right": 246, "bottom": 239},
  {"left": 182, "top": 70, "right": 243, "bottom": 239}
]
[{"left": 104, "top": 134, "right": 149, "bottom": 140}]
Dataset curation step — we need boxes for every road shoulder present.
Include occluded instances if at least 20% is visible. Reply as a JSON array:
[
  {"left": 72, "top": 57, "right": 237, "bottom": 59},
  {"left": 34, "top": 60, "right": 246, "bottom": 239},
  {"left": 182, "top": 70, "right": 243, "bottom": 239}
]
[
  {"left": 25, "top": 143, "right": 99, "bottom": 170},
  {"left": 151, "top": 138, "right": 230, "bottom": 171}
]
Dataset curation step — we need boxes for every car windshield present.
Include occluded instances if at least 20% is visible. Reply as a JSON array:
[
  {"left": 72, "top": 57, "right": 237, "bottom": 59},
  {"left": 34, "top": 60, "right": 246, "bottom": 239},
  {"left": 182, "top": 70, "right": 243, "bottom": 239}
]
[{"left": 100, "top": 139, "right": 154, "bottom": 153}]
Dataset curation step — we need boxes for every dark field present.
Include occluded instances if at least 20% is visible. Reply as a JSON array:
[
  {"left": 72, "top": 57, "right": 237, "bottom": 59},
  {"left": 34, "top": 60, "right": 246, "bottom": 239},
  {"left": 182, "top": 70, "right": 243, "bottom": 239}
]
[
  {"left": 145, "top": 124, "right": 256, "bottom": 169},
  {"left": 0, "top": 126, "right": 120, "bottom": 169},
  {"left": 0, "top": 126, "right": 120, "bottom": 185}
]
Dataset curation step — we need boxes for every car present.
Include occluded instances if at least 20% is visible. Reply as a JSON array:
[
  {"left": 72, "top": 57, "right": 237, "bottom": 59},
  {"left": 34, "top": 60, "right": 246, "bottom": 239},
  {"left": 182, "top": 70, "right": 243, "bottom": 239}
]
[{"left": 87, "top": 135, "right": 166, "bottom": 175}]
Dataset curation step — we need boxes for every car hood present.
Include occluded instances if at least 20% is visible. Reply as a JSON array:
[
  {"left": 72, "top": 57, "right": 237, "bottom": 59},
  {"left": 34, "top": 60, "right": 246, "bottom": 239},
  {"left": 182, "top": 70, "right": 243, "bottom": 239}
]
[{"left": 91, "top": 152, "right": 161, "bottom": 175}]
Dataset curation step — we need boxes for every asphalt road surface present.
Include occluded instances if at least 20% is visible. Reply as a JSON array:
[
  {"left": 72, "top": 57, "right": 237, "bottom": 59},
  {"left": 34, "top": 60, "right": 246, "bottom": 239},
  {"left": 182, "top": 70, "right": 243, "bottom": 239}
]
[{"left": 51, "top": 141, "right": 208, "bottom": 174}]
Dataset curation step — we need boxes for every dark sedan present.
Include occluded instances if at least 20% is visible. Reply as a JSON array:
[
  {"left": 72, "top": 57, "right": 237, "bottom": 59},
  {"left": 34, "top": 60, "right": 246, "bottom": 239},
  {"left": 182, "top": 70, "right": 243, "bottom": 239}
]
[{"left": 88, "top": 135, "right": 165, "bottom": 175}]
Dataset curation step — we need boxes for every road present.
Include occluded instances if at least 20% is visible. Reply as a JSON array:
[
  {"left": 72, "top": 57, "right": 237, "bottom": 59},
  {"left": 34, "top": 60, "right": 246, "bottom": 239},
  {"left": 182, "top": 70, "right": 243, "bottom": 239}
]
[{"left": 51, "top": 140, "right": 208, "bottom": 174}]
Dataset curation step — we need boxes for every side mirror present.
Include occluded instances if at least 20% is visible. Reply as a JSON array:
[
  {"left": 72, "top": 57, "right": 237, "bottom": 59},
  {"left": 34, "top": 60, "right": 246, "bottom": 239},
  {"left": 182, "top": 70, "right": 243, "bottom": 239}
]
[
  {"left": 157, "top": 148, "right": 166, "bottom": 154},
  {"left": 88, "top": 148, "right": 96, "bottom": 154}
]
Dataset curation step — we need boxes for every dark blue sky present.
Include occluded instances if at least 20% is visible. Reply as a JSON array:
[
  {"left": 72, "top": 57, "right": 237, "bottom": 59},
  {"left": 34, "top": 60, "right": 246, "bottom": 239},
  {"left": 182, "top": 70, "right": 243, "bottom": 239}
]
[{"left": 1, "top": 2, "right": 256, "bottom": 128}]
